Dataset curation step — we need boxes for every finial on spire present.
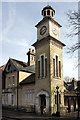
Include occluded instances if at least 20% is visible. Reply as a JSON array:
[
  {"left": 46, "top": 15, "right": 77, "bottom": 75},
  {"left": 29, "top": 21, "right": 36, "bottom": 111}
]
[{"left": 47, "top": 2, "right": 49, "bottom": 6}]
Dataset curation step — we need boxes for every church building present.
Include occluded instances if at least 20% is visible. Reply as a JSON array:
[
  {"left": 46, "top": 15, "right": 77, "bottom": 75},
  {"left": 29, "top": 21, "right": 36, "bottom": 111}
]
[{"left": 2, "top": 5, "right": 79, "bottom": 116}]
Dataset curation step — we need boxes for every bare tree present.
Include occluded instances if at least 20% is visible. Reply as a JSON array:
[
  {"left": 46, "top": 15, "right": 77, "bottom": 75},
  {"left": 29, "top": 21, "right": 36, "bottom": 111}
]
[
  {"left": 64, "top": 76, "right": 72, "bottom": 82},
  {"left": 66, "top": 4, "right": 80, "bottom": 54}
]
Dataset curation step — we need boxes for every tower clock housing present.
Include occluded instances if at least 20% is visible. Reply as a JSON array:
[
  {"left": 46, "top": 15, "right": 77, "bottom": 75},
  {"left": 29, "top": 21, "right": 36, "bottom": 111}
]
[{"left": 36, "top": 5, "right": 61, "bottom": 42}]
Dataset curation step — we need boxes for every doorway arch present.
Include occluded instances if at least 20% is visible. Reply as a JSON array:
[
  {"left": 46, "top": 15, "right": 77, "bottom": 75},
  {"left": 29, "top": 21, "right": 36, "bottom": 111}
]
[{"left": 36, "top": 90, "right": 49, "bottom": 115}]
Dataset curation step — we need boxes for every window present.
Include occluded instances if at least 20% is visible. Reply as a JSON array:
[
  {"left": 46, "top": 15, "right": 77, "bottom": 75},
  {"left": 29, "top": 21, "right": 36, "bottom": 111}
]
[
  {"left": 55, "top": 95, "right": 57, "bottom": 104},
  {"left": 47, "top": 10, "right": 50, "bottom": 15},
  {"left": 55, "top": 94, "right": 61, "bottom": 104},
  {"left": 31, "top": 56, "right": 34, "bottom": 61},
  {"left": 12, "top": 76, "right": 15, "bottom": 85},
  {"left": 38, "top": 61, "right": 40, "bottom": 78},
  {"left": 53, "top": 59, "right": 55, "bottom": 77},
  {"left": 6, "top": 95, "right": 8, "bottom": 104},
  {"left": 11, "top": 95, "right": 14, "bottom": 105},
  {"left": 4, "top": 95, "right": 6, "bottom": 104},
  {"left": 44, "top": 11, "right": 46, "bottom": 16},
  {"left": 38, "top": 54, "right": 47, "bottom": 78},
  {"left": 56, "top": 56, "right": 58, "bottom": 77},
  {"left": 8, "top": 64, "right": 11, "bottom": 70},
  {"left": 59, "top": 94, "right": 61, "bottom": 104},
  {"left": 8, "top": 77, "right": 11, "bottom": 86},
  {"left": 59, "top": 61, "right": 61, "bottom": 77},
  {"left": 45, "top": 58, "right": 47, "bottom": 77},
  {"left": 53, "top": 55, "right": 62, "bottom": 78},
  {"left": 41, "top": 56, "right": 44, "bottom": 77},
  {"left": 53, "top": 55, "right": 61, "bottom": 78},
  {"left": 52, "top": 12, "right": 53, "bottom": 17},
  {"left": 25, "top": 89, "right": 35, "bottom": 105}
]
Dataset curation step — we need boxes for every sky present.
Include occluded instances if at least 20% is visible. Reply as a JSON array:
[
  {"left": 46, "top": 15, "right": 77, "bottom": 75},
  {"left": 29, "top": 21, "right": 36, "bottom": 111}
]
[{"left": 1, "top": 2, "right": 78, "bottom": 79}]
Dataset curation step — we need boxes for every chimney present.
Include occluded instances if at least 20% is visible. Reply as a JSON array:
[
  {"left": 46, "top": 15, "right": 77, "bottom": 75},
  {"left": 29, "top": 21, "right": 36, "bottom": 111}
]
[
  {"left": 27, "top": 48, "right": 35, "bottom": 66},
  {"left": 29, "top": 48, "right": 31, "bottom": 53},
  {"left": 32, "top": 49, "right": 34, "bottom": 54},
  {"left": 72, "top": 77, "right": 77, "bottom": 90}
]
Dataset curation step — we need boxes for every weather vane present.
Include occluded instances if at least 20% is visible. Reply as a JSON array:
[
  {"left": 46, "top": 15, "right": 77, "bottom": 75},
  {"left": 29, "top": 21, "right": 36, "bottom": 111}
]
[{"left": 47, "top": 2, "right": 50, "bottom": 6}]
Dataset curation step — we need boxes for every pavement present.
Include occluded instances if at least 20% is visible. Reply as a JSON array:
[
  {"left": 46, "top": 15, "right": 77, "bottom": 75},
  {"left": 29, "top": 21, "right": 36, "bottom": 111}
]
[{"left": 2, "top": 108, "right": 80, "bottom": 120}]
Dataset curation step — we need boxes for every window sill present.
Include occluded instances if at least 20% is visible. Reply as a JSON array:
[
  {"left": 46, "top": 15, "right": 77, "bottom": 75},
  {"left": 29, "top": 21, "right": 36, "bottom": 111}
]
[
  {"left": 53, "top": 76, "right": 61, "bottom": 79},
  {"left": 38, "top": 76, "right": 48, "bottom": 79}
]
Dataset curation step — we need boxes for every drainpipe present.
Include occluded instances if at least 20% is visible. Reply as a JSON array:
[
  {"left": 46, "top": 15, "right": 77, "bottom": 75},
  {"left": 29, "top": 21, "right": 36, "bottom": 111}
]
[{"left": 17, "top": 71, "right": 19, "bottom": 110}]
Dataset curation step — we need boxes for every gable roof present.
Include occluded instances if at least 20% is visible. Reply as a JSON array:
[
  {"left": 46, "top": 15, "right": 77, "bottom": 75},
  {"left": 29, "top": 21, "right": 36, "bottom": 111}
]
[
  {"left": 19, "top": 73, "right": 35, "bottom": 85},
  {"left": 64, "top": 78, "right": 77, "bottom": 92},
  {"left": 4, "top": 58, "right": 27, "bottom": 72},
  {"left": 10, "top": 58, "right": 27, "bottom": 69},
  {"left": 0, "top": 64, "right": 6, "bottom": 71}
]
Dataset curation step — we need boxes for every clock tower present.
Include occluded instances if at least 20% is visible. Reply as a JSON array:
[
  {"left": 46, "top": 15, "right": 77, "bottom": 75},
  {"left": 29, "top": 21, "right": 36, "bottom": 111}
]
[
  {"left": 33, "top": 5, "right": 65, "bottom": 115},
  {"left": 36, "top": 5, "right": 61, "bottom": 42}
]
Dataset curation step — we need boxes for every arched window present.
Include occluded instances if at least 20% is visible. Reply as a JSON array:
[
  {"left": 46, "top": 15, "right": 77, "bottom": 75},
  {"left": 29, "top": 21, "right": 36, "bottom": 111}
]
[
  {"left": 47, "top": 10, "right": 50, "bottom": 15},
  {"left": 59, "top": 94, "right": 61, "bottom": 104},
  {"left": 59, "top": 61, "right": 61, "bottom": 77},
  {"left": 53, "top": 55, "right": 61, "bottom": 78},
  {"left": 56, "top": 55, "right": 58, "bottom": 77},
  {"left": 8, "top": 77, "right": 11, "bottom": 86},
  {"left": 55, "top": 94, "right": 57, "bottom": 104},
  {"left": 38, "top": 54, "right": 47, "bottom": 78},
  {"left": 53, "top": 58, "right": 55, "bottom": 77},
  {"left": 11, "top": 95, "right": 14, "bottom": 105},
  {"left": 41, "top": 56, "right": 44, "bottom": 77},
  {"left": 44, "top": 11, "right": 46, "bottom": 16},
  {"left": 45, "top": 58, "right": 47, "bottom": 76},
  {"left": 52, "top": 11, "right": 53, "bottom": 17},
  {"left": 12, "top": 76, "right": 15, "bottom": 85},
  {"left": 38, "top": 61, "right": 40, "bottom": 78}
]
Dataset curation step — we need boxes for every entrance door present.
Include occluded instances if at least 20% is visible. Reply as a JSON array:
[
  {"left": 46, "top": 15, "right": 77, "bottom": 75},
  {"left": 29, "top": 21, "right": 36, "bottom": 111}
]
[
  {"left": 40, "top": 95, "right": 46, "bottom": 115},
  {"left": 78, "top": 98, "right": 80, "bottom": 110},
  {"left": 74, "top": 100, "right": 76, "bottom": 111},
  {"left": 68, "top": 99, "right": 71, "bottom": 112},
  {"left": 11, "top": 95, "right": 14, "bottom": 105}
]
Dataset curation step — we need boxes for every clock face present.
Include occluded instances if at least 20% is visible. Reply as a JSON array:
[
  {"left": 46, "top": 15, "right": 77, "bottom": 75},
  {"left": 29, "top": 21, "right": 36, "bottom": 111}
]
[
  {"left": 52, "top": 28, "right": 57, "bottom": 35},
  {"left": 40, "top": 26, "right": 47, "bottom": 35}
]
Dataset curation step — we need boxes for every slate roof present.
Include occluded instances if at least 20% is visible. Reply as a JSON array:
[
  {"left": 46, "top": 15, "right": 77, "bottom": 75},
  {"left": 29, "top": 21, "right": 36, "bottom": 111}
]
[
  {"left": 10, "top": 58, "right": 27, "bottom": 70},
  {"left": 20, "top": 65, "right": 35, "bottom": 73},
  {"left": 32, "top": 35, "right": 65, "bottom": 47},
  {"left": 0, "top": 64, "right": 6, "bottom": 71},
  {"left": 19, "top": 73, "right": 35, "bottom": 85},
  {"left": 64, "top": 78, "right": 78, "bottom": 93},
  {"left": 35, "top": 16, "right": 62, "bottom": 28}
]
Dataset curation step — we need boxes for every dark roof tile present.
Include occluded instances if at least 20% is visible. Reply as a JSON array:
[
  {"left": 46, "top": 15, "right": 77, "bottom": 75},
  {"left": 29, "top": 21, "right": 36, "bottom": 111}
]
[
  {"left": 10, "top": 58, "right": 27, "bottom": 70},
  {"left": 20, "top": 65, "right": 35, "bottom": 73}
]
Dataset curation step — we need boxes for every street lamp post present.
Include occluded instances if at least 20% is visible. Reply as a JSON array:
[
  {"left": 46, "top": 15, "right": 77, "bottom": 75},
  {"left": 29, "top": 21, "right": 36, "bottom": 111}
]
[
  {"left": 56, "top": 86, "right": 60, "bottom": 117},
  {"left": 77, "top": 92, "right": 80, "bottom": 119}
]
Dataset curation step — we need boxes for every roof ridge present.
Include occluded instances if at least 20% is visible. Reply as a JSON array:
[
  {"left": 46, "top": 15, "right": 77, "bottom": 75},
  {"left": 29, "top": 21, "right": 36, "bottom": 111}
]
[{"left": 10, "top": 58, "right": 27, "bottom": 64}]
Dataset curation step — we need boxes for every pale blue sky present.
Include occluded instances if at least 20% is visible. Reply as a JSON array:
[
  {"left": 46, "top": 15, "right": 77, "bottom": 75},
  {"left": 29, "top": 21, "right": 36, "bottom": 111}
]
[{"left": 1, "top": 2, "right": 78, "bottom": 79}]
